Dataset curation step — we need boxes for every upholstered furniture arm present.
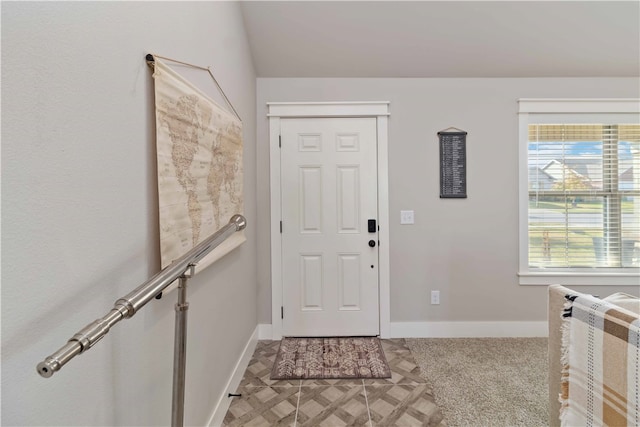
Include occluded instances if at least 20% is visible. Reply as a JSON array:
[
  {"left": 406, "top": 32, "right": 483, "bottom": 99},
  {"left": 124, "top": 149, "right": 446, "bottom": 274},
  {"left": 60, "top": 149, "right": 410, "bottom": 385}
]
[{"left": 548, "top": 284, "right": 573, "bottom": 427}]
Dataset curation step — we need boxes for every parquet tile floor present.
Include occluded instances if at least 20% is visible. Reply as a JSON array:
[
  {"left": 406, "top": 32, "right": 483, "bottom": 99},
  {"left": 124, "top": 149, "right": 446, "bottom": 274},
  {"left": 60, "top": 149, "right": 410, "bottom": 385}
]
[{"left": 222, "top": 339, "right": 446, "bottom": 427}]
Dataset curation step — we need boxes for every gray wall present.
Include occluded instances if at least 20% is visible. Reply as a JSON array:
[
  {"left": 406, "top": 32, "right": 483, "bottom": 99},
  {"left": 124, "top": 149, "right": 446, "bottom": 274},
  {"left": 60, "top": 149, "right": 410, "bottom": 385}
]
[
  {"left": 2, "top": 2, "right": 257, "bottom": 426},
  {"left": 256, "top": 78, "right": 640, "bottom": 325}
]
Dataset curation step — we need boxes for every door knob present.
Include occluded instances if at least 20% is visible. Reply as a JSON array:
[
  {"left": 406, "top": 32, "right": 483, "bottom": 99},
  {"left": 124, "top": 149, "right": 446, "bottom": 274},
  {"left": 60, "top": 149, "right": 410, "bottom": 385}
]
[{"left": 368, "top": 240, "right": 376, "bottom": 247}]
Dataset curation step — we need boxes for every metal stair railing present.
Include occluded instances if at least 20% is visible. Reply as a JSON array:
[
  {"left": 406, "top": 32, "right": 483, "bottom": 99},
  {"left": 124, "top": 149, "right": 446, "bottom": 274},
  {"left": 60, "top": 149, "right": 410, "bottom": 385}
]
[{"left": 36, "top": 214, "right": 247, "bottom": 427}]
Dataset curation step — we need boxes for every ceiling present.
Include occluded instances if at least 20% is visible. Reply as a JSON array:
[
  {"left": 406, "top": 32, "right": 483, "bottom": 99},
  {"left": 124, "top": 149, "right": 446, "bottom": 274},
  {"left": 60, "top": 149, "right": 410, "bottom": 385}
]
[{"left": 240, "top": 1, "right": 640, "bottom": 78}]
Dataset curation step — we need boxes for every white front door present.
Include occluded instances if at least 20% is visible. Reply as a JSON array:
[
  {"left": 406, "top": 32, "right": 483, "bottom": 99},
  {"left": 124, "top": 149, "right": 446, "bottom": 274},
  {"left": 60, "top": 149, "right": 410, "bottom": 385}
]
[{"left": 280, "top": 117, "right": 379, "bottom": 336}]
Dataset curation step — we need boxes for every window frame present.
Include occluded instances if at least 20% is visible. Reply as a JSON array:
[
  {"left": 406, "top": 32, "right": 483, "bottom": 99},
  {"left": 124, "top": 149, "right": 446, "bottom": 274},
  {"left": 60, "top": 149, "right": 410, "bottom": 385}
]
[{"left": 518, "top": 99, "right": 640, "bottom": 286}]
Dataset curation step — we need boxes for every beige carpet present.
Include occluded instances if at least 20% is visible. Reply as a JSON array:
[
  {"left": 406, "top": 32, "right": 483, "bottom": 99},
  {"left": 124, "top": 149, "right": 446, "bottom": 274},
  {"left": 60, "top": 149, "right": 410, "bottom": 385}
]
[{"left": 407, "top": 338, "right": 548, "bottom": 427}]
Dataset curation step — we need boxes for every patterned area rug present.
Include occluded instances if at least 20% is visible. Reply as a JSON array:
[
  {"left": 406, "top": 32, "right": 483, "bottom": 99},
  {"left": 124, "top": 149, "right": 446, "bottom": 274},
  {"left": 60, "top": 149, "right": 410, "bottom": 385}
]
[{"left": 270, "top": 337, "right": 391, "bottom": 380}]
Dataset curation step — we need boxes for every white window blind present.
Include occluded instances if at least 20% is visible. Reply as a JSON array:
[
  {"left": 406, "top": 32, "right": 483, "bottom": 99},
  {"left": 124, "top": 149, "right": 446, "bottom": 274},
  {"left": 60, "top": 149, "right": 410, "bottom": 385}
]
[
  {"left": 518, "top": 99, "right": 640, "bottom": 286},
  {"left": 528, "top": 124, "right": 639, "bottom": 268}
]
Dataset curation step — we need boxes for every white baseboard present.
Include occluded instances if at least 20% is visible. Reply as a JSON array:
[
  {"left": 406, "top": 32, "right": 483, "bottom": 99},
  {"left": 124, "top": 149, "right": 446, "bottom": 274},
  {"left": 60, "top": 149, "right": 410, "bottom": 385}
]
[
  {"left": 258, "top": 323, "right": 272, "bottom": 340},
  {"left": 390, "top": 321, "right": 548, "bottom": 338},
  {"left": 207, "top": 326, "right": 259, "bottom": 427},
  {"left": 254, "top": 321, "right": 548, "bottom": 339}
]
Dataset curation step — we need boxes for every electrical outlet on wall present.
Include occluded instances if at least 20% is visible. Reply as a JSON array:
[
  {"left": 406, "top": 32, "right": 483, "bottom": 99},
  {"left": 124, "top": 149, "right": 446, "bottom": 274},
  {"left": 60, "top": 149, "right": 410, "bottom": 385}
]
[{"left": 431, "top": 290, "right": 440, "bottom": 305}]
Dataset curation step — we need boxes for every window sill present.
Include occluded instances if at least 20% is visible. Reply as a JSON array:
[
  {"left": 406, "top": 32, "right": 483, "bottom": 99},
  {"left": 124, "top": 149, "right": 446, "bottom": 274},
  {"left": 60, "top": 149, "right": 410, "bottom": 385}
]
[{"left": 518, "top": 270, "right": 640, "bottom": 286}]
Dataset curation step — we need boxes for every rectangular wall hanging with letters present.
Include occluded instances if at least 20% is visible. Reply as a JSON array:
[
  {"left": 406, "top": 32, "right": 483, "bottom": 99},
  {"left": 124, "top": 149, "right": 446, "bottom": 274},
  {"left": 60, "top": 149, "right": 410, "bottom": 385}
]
[{"left": 438, "top": 128, "right": 467, "bottom": 198}]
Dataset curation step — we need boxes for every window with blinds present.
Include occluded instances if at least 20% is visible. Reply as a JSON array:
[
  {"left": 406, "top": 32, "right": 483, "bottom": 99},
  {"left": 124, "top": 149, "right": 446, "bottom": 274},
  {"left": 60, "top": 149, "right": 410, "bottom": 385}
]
[
  {"left": 518, "top": 100, "right": 639, "bottom": 285},
  {"left": 527, "top": 124, "right": 640, "bottom": 268}
]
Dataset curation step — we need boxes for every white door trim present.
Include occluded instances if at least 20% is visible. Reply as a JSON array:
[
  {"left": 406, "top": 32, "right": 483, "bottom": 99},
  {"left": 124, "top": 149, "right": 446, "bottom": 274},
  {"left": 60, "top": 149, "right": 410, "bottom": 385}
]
[{"left": 268, "top": 102, "right": 391, "bottom": 339}]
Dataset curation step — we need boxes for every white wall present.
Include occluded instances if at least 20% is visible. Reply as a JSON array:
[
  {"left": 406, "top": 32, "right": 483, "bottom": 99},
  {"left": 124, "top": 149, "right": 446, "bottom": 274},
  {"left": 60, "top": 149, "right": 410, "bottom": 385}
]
[
  {"left": 2, "top": 2, "right": 257, "bottom": 426},
  {"left": 256, "top": 78, "right": 640, "bottom": 325}
]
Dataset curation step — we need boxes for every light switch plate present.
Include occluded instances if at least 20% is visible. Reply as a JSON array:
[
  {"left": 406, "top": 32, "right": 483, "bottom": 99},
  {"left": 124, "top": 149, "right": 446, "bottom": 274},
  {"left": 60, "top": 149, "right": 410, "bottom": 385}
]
[{"left": 400, "top": 210, "right": 414, "bottom": 224}]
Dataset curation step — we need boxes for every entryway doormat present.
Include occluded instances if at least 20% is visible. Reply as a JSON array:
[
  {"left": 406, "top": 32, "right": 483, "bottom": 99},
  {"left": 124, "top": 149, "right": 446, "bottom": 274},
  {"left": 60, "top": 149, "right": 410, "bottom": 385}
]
[{"left": 270, "top": 337, "right": 391, "bottom": 380}]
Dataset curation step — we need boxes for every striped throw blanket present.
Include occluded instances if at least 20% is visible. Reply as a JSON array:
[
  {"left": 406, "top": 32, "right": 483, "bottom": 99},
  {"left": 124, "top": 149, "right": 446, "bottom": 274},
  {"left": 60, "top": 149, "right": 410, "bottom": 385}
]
[{"left": 561, "top": 293, "right": 639, "bottom": 426}]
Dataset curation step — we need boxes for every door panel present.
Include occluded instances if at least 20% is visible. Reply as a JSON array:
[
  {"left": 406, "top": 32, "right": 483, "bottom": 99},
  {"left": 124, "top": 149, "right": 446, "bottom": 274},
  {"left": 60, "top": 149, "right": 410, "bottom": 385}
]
[
  {"left": 338, "top": 253, "right": 361, "bottom": 310},
  {"left": 281, "top": 117, "right": 378, "bottom": 336},
  {"left": 300, "top": 254, "right": 323, "bottom": 310},
  {"left": 299, "top": 167, "right": 322, "bottom": 233},
  {"left": 337, "top": 166, "right": 360, "bottom": 233}
]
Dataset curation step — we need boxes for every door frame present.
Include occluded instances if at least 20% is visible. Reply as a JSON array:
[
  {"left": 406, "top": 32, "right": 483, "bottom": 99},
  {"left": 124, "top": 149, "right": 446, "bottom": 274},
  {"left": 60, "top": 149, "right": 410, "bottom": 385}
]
[{"left": 268, "top": 102, "right": 391, "bottom": 339}]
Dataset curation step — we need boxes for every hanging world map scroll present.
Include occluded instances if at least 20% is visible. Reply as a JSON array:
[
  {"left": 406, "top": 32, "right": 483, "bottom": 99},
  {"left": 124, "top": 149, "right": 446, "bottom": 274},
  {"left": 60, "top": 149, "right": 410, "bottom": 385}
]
[{"left": 152, "top": 58, "right": 245, "bottom": 275}]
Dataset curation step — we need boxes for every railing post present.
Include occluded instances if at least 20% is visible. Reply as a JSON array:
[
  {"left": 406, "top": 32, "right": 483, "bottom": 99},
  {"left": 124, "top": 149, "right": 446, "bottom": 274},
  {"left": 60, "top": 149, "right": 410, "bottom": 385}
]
[{"left": 171, "top": 265, "right": 193, "bottom": 427}]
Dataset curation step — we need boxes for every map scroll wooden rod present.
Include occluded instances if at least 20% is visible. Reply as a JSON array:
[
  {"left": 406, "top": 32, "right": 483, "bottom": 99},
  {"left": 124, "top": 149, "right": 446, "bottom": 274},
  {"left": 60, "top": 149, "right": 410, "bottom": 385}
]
[{"left": 438, "top": 126, "right": 467, "bottom": 135}]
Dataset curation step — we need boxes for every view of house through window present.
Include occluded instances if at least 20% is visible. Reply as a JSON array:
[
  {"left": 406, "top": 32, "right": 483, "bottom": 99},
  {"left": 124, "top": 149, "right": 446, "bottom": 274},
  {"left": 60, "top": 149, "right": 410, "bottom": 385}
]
[{"left": 528, "top": 124, "right": 640, "bottom": 268}]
